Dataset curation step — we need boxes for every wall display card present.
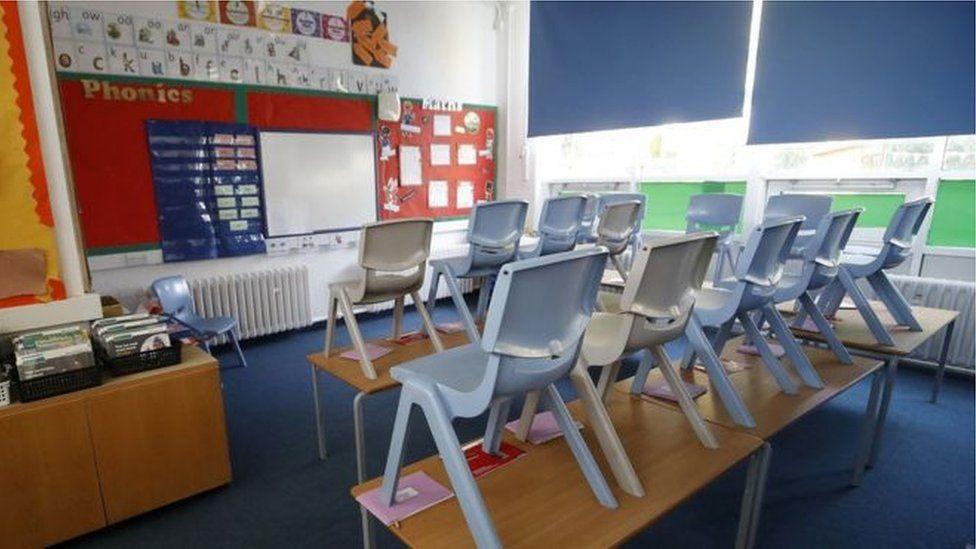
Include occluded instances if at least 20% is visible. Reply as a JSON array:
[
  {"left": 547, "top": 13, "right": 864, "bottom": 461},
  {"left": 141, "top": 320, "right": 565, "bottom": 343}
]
[
  {"left": 322, "top": 14, "right": 350, "bottom": 42},
  {"left": 430, "top": 144, "right": 451, "bottom": 167},
  {"left": 433, "top": 114, "right": 452, "bottom": 137},
  {"left": 257, "top": 3, "right": 292, "bottom": 33},
  {"left": 291, "top": 9, "right": 322, "bottom": 38},
  {"left": 103, "top": 12, "right": 135, "bottom": 45},
  {"left": 428, "top": 180, "right": 448, "bottom": 208},
  {"left": 456, "top": 181, "right": 474, "bottom": 209},
  {"left": 71, "top": 7, "right": 104, "bottom": 41},
  {"left": 138, "top": 49, "right": 167, "bottom": 77},
  {"left": 133, "top": 17, "right": 165, "bottom": 47},
  {"left": 219, "top": 1, "right": 256, "bottom": 27},
  {"left": 457, "top": 144, "right": 477, "bottom": 166},
  {"left": 399, "top": 146, "right": 423, "bottom": 187},
  {"left": 162, "top": 19, "right": 193, "bottom": 49},
  {"left": 190, "top": 23, "right": 218, "bottom": 51},
  {"left": 107, "top": 45, "right": 139, "bottom": 75},
  {"left": 178, "top": 0, "right": 218, "bottom": 23}
]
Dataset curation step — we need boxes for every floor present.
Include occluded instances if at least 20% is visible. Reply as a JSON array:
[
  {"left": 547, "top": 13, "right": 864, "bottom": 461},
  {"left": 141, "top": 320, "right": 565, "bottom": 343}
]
[{"left": 65, "top": 300, "right": 975, "bottom": 548}]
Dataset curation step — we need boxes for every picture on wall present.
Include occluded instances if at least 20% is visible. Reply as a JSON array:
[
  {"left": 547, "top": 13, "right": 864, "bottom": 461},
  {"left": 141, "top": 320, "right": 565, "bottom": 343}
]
[{"left": 348, "top": 0, "right": 397, "bottom": 69}]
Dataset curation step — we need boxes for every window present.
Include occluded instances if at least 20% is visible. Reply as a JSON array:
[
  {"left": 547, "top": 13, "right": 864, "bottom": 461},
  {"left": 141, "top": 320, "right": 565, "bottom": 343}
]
[
  {"left": 927, "top": 180, "right": 976, "bottom": 248},
  {"left": 829, "top": 193, "right": 905, "bottom": 229},
  {"left": 758, "top": 136, "right": 939, "bottom": 175},
  {"left": 639, "top": 181, "right": 746, "bottom": 231},
  {"left": 942, "top": 135, "right": 976, "bottom": 172}
]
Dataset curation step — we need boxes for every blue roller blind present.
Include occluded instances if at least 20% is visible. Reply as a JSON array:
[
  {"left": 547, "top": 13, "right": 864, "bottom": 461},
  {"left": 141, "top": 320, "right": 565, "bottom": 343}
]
[
  {"left": 749, "top": 1, "right": 976, "bottom": 145},
  {"left": 528, "top": 1, "right": 753, "bottom": 138}
]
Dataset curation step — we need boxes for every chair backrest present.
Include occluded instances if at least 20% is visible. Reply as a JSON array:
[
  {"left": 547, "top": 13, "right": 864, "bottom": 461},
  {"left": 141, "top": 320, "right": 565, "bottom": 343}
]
[
  {"left": 358, "top": 218, "right": 433, "bottom": 297},
  {"left": 595, "top": 200, "right": 642, "bottom": 255},
  {"left": 536, "top": 196, "right": 586, "bottom": 256},
  {"left": 803, "top": 208, "right": 862, "bottom": 289},
  {"left": 765, "top": 194, "right": 833, "bottom": 232},
  {"left": 481, "top": 248, "right": 607, "bottom": 395},
  {"left": 686, "top": 194, "right": 743, "bottom": 236},
  {"left": 596, "top": 193, "right": 646, "bottom": 236},
  {"left": 466, "top": 200, "right": 529, "bottom": 271},
  {"left": 151, "top": 276, "right": 196, "bottom": 323},
  {"left": 879, "top": 197, "right": 934, "bottom": 267},
  {"left": 619, "top": 232, "right": 718, "bottom": 337},
  {"left": 733, "top": 215, "right": 805, "bottom": 288},
  {"left": 575, "top": 193, "right": 600, "bottom": 243}
]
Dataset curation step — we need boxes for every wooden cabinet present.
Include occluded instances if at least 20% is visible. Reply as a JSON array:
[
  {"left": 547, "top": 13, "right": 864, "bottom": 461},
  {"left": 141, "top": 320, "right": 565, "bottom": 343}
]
[{"left": 0, "top": 346, "right": 231, "bottom": 547}]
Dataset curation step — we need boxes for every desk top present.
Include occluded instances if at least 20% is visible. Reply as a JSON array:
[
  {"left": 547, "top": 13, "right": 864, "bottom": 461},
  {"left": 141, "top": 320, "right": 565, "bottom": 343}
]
[
  {"left": 779, "top": 301, "right": 958, "bottom": 357},
  {"left": 307, "top": 331, "right": 471, "bottom": 394},
  {"left": 351, "top": 387, "right": 763, "bottom": 548},
  {"left": 634, "top": 337, "right": 882, "bottom": 440}
]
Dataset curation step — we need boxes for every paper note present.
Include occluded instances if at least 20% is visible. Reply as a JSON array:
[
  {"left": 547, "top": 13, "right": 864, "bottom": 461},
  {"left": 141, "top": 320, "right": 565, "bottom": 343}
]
[
  {"left": 430, "top": 144, "right": 451, "bottom": 166},
  {"left": 463, "top": 440, "right": 526, "bottom": 479},
  {"left": 456, "top": 181, "right": 474, "bottom": 209},
  {"left": 457, "top": 144, "right": 477, "bottom": 166},
  {"left": 399, "top": 145, "right": 423, "bottom": 186},
  {"left": 355, "top": 472, "right": 453, "bottom": 526},
  {"left": 433, "top": 114, "right": 452, "bottom": 137},
  {"left": 428, "top": 180, "right": 448, "bottom": 208}
]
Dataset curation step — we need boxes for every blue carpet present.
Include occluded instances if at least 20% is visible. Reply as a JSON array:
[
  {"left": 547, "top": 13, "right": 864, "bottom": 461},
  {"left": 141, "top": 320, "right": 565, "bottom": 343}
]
[{"left": 64, "top": 301, "right": 974, "bottom": 548}]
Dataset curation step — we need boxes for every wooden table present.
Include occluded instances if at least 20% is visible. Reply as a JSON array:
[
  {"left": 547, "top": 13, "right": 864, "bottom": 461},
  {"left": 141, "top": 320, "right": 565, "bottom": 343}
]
[
  {"left": 307, "top": 331, "right": 471, "bottom": 547},
  {"left": 352, "top": 389, "right": 768, "bottom": 549}
]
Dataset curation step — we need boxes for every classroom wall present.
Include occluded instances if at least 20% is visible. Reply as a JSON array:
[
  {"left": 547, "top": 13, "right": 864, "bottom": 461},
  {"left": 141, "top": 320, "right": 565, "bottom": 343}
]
[{"left": 30, "top": 1, "right": 504, "bottom": 320}]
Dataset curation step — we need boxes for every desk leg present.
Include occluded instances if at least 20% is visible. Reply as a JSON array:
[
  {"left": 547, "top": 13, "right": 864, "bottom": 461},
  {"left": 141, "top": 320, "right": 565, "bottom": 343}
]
[
  {"left": 851, "top": 369, "right": 884, "bottom": 486},
  {"left": 311, "top": 366, "right": 327, "bottom": 460},
  {"left": 354, "top": 392, "right": 376, "bottom": 549},
  {"left": 736, "top": 442, "right": 772, "bottom": 549},
  {"left": 930, "top": 320, "right": 955, "bottom": 404},
  {"left": 868, "top": 358, "right": 899, "bottom": 468}
]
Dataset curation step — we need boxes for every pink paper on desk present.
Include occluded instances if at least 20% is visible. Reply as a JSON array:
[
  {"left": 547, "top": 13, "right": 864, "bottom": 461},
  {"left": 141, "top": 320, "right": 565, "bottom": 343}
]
[
  {"left": 642, "top": 379, "right": 707, "bottom": 403},
  {"left": 340, "top": 343, "right": 392, "bottom": 361},
  {"left": 737, "top": 341, "right": 785, "bottom": 358},
  {"left": 435, "top": 321, "right": 468, "bottom": 334},
  {"left": 504, "top": 411, "right": 582, "bottom": 445},
  {"left": 355, "top": 472, "right": 453, "bottom": 525},
  {"left": 694, "top": 357, "right": 751, "bottom": 374},
  {"left": 795, "top": 317, "right": 831, "bottom": 333}
]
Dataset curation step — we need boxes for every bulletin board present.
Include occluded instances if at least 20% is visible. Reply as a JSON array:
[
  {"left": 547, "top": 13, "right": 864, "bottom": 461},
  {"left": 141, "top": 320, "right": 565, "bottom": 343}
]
[{"left": 376, "top": 99, "right": 496, "bottom": 220}]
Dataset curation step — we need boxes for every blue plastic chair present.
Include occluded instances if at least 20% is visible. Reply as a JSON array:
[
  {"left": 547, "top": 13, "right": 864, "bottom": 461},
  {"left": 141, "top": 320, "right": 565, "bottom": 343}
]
[
  {"left": 764, "top": 194, "right": 833, "bottom": 258},
  {"left": 575, "top": 193, "right": 600, "bottom": 243},
  {"left": 681, "top": 215, "right": 824, "bottom": 395},
  {"left": 518, "top": 195, "right": 586, "bottom": 259},
  {"left": 151, "top": 275, "right": 247, "bottom": 368},
  {"left": 685, "top": 193, "right": 744, "bottom": 284},
  {"left": 595, "top": 199, "right": 643, "bottom": 280},
  {"left": 380, "top": 248, "right": 616, "bottom": 547},
  {"left": 426, "top": 200, "right": 529, "bottom": 342},
  {"left": 749, "top": 209, "right": 863, "bottom": 364},
  {"left": 817, "top": 197, "right": 934, "bottom": 346}
]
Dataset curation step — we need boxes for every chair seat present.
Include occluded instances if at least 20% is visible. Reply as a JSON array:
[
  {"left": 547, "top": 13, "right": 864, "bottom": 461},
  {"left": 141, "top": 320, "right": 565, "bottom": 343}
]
[
  {"left": 391, "top": 343, "right": 489, "bottom": 393},
  {"left": 190, "top": 315, "right": 236, "bottom": 335},
  {"left": 581, "top": 312, "right": 632, "bottom": 366},
  {"left": 693, "top": 286, "right": 735, "bottom": 318}
]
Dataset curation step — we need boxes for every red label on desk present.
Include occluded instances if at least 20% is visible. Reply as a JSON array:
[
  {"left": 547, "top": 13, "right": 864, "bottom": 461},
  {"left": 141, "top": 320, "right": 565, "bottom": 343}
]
[
  {"left": 463, "top": 440, "right": 525, "bottom": 479},
  {"left": 389, "top": 331, "right": 428, "bottom": 345}
]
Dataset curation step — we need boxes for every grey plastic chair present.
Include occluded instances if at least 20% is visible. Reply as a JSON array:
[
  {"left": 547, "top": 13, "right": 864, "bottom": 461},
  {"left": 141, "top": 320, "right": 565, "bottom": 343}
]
[
  {"left": 681, "top": 215, "right": 825, "bottom": 395},
  {"left": 686, "top": 193, "right": 743, "bottom": 284},
  {"left": 323, "top": 218, "right": 444, "bottom": 380},
  {"left": 519, "top": 195, "right": 586, "bottom": 259},
  {"left": 817, "top": 197, "right": 934, "bottom": 346},
  {"left": 575, "top": 193, "right": 600, "bottom": 243},
  {"left": 379, "top": 248, "right": 616, "bottom": 548},
  {"left": 426, "top": 200, "right": 529, "bottom": 342},
  {"left": 764, "top": 194, "right": 833, "bottom": 259},
  {"left": 595, "top": 199, "right": 643, "bottom": 280}
]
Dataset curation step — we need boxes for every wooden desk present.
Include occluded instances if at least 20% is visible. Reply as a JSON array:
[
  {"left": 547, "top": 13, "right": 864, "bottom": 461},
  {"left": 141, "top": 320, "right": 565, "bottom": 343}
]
[
  {"left": 352, "top": 389, "right": 768, "bottom": 549},
  {"left": 0, "top": 345, "right": 230, "bottom": 547}
]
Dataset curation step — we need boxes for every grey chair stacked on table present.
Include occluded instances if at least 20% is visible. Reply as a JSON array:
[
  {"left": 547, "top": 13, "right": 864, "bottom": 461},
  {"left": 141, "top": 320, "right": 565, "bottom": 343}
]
[
  {"left": 595, "top": 199, "right": 644, "bottom": 280},
  {"left": 592, "top": 193, "right": 646, "bottom": 269},
  {"left": 681, "top": 215, "right": 825, "bottom": 395},
  {"left": 426, "top": 200, "right": 529, "bottom": 342},
  {"left": 764, "top": 194, "right": 833, "bottom": 259},
  {"left": 686, "top": 193, "right": 744, "bottom": 284},
  {"left": 323, "top": 219, "right": 444, "bottom": 380},
  {"left": 518, "top": 195, "right": 586, "bottom": 259},
  {"left": 379, "top": 248, "right": 616, "bottom": 548},
  {"left": 575, "top": 193, "right": 600, "bottom": 243},
  {"left": 817, "top": 197, "right": 934, "bottom": 346}
]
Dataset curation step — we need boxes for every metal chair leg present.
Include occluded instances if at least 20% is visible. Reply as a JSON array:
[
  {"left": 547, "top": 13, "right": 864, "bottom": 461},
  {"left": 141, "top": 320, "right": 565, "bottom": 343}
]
[
  {"left": 311, "top": 365, "right": 327, "bottom": 459},
  {"left": 651, "top": 345, "right": 719, "bottom": 449},
  {"left": 930, "top": 320, "right": 955, "bottom": 404},
  {"left": 738, "top": 311, "right": 798, "bottom": 395},
  {"left": 227, "top": 330, "right": 247, "bottom": 368}
]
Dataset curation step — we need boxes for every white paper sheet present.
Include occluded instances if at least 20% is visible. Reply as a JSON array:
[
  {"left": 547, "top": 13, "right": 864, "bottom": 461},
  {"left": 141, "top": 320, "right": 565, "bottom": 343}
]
[
  {"left": 457, "top": 144, "right": 477, "bottom": 166},
  {"left": 457, "top": 181, "right": 474, "bottom": 209},
  {"left": 399, "top": 146, "right": 423, "bottom": 186},
  {"left": 430, "top": 144, "right": 451, "bottom": 166},
  {"left": 433, "top": 114, "right": 452, "bottom": 137},
  {"left": 428, "top": 180, "right": 449, "bottom": 208}
]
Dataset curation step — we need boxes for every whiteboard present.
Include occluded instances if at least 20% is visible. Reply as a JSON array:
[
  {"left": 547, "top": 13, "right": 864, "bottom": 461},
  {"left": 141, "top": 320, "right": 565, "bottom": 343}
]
[{"left": 259, "top": 131, "right": 376, "bottom": 237}]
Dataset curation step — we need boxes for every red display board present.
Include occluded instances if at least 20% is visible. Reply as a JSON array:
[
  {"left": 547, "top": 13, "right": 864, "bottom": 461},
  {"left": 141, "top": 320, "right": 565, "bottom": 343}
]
[{"left": 376, "top": 100, "right": 496, "bottom": 220}]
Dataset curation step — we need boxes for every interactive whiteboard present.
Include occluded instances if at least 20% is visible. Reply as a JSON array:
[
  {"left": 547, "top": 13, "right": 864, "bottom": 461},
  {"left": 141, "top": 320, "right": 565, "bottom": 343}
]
[{"left": 259, "top": 131, "right": 376, "bottom": 237}]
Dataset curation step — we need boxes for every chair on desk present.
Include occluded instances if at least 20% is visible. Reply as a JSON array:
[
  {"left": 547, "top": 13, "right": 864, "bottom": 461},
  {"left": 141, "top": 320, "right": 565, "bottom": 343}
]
[
  {"left": 681, "top": 215, "right": 825, "bottom": 396},
  {"left": 596, "top": 199, "right": 643, "bottom": 281},
  {"left": 426, "top": 200, "right": 529, "bottom": 342},
  {"left": 575, "top": 193, "right": 600, "bottom": 243},
  {"left": 817, "top": 197, "right": 934, "bottom": 346},
  {"left": 322, "top": 218, "right": 444, "bottom": 381},
  {"left": 379, "top": 248, "right": 617, "bottom": 548},
  {"left": 764, "top": 194, "right": 833, "bottom": 259},
  {"left": 152, "top": 275, "right": 247, "bottom": 369},
  {"left": 518, "top": 195, "right": 586, "bottom": 259},
  {"left": 686, "top": 193, "right": 743, "bottom": 284}
]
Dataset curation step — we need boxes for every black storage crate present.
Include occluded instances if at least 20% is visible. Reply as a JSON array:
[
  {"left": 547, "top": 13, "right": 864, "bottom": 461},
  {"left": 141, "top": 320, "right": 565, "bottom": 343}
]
[
  {"left": 98, "top": 341, "right": 182, "bottom": 377},
  {"left": 18, "top": 365, "right": 102, "bottom": 403}
]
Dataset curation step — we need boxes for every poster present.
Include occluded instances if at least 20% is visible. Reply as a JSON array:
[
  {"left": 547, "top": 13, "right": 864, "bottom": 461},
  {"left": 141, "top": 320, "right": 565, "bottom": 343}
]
[
  {"left": 218, "top": 0, "right": 255, "bottom": 27},
  {"left": 291, "top": 8, "right": 322, "bottom": 38},
  {"left": 347, "top": 0, "right": 397, "bottom": 68},
  {"left": 322, "top": 14, "right": 350, "bottom": 42},
  {"left": 257, "top": 2, "right": 291, "bottom": 33},
  {"left": 178, "top": 0, "right": 218, "bottom": 22}
]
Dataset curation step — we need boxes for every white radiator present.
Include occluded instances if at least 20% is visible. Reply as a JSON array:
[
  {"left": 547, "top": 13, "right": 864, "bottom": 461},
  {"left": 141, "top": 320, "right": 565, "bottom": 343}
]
[
  {"left": 189, "top": 266, "right": 312, "bottom": 343},
  {"left": 880, "top": 275, "right": 975, "bottom": 370}
]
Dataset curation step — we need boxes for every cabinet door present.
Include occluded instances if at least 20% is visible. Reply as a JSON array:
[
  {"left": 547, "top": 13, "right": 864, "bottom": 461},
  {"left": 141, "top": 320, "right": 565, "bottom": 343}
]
[
  {"left": 87, "top": 366, "right": 232, "bottom": 523},
  {"left": 0, "top": 398, "right": 106, "bottom": 547}
]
